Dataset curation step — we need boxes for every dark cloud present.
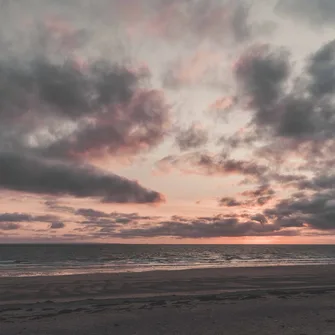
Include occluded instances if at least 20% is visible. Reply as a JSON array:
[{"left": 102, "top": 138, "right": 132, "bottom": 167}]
[
  {"left": 218, "top": 197, "right": 242, "bottom": 207},
  {"left": 115, "top": 214, "right": 292, "bottom": 238},
  {"left": 76, "top": 208, "right": 110, "bottom": 219},
  {"left": 44, "top": 200, "right": 75, "bottom": 214},
  {"left": 241, "top": 185, "right": 275, "bottom": 198},
  {"left": 78, "top": 209, "right": 158, "bottom": 227},
  {"left": 157, "top": 152, "right": 268, "bottom": 181},
  {"left": 224, "top": 40, "right": 335, "bottom": 183},
  {"left": 256, "top": 196, "right": 274, "bottom": 206},
  {"left": 251, "top": 214, "right": 268, "bottom": 224},
  {"left": 0, "top": 56, "right": 169, "bottom": 159},
  {"left": 308, "top": 40, "right": 335, "bottom": 98},
  {"left": 50, "top": 221, "right": 65, "bottom": 229},
  {"left": 0, "top": 2, "right": 170, "bottom": 204},
  {"left": 218, "top": 188, "right": 274, "bottom": 208},
  {"left": 235, "top": 41, "right": 335, "bottom": 142},
  {"left": 175, "top": 124, "right": 208, "bottom": 151},
  {"left": 0, "top": 222, "right": 21, "bottom": 230},
  {"left": 76, "top": 210, "right": 160, "bottom": 237},
  {"left": 264, "top": 192, "right": 335, "bottom": 230},
  {"left": 0, "top": 153, "right": 164, "bottom": 203},
  {"left": 0, "top": 213, "right": 33, "bottom": 222},
  {"left": 156, "top": 151, "right": 302, "bottom": 188},
  {"left": 276, "top": 0, "right": 335, "bottom": 26},
  {"left": 234, "top": 44, "right": 290, "bottom": 127},
  {"left": 0, "top": 212, "right": 62, "bottom": 231},
  {"left": 0, "top": 212, "right": 58, "bottom": 223}
]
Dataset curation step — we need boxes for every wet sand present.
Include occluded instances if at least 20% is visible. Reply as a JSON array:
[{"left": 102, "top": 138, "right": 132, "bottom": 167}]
[{"left": 1, "top": 265, "right": 335, "bottom": 334}]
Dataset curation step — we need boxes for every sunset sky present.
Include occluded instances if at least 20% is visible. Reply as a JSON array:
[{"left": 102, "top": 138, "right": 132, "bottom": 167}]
[{"left": 1, "top": 0, "right": 335, "bottom": 244}]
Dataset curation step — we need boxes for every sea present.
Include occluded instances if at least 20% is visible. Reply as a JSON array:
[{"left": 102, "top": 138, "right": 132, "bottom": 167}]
[{"left": 1, "top": 244, "right": 335, "bottom": 278}]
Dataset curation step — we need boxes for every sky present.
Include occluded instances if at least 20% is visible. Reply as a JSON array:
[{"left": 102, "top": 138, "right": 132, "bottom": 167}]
[{"left": 1, "top": 0, "right": 335, "bottom": 244}]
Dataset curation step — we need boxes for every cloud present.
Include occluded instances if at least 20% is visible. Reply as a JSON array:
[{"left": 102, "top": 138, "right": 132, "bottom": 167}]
[
  {"left": 0, "top": 153, "right": 164, "bottom": 203},
  {"left": 76, "top": 208, "right": 110, "bottom": 219},
  {"left": 76, "top": 208, "right": 156, "bottom": 221},
  {"left": 234, "top": 41, "right": 335, "bottom": 142},
  {"left": 0, "top": 212, "right": 58, "bottom": 223},
  {"left": 0, "top": 56, "right": 170, "bottom": 160},
  {"left": 223, "top": 39, "right": 335, "bottom": 181},
  {"left": 175, "top": 123, "right": 208, "bottom": 151},
  {"left": 130, "top": 0, "right": 258, "bottom": 45},
  {"left": 115, "top": 214, "right": 294, "bottom": 238},
  {"left": 234, "top": 44, "right": 290, "bottom": 128},
  {"left": 298, "top": 174, "right": 335, "bottom": 191},
  {"left": 156, "top": 152, "right": 269, "bottom": 182},
  {"left": 241, "top": 184, "right": 275, "bottom": 198},
  {"left": 50, "top": 221, "right": 65, "bottom": 229},
  {"left": 162, "top": 49, "right": 222, "bottom": 89},
  {"left": 0, "top": 6, "right": 169, "bottom": 204},
  {"left": 0, "top": 222, "right": 21, "bottom": 230},
  {"left": 0, "top": 212, "right": 62, "bottom": 231},
  {"left": 276, "top": 0, "right": 335, "bottom": 26},
  {"left": 44, "top": 200, "right": 75, "bottom": 214},
  {"left": 308, "top": 40, "right": 335, "bottom": 98},
  {"left": 218, "top": 186, "right": 275, "bottom": 207},
  {"left": 75, "top": 209, "right": 161, "bottom": 237},
  {"left": 251, "top": 214, "right": 268, "bottom": 224},
  {"left": 0, "top": 213, "right": 33, "bottom": 222},
  {"left": 218, "top": 197, "right": 242, "bottom": 207},
  {"left": 264, "top": 191, "right": 335, "bottom": 230}
]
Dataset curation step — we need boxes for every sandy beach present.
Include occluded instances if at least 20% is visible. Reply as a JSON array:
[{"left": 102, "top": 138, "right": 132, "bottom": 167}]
[{"left": 1, "top": 265, "right": 335, "bottom": 334}]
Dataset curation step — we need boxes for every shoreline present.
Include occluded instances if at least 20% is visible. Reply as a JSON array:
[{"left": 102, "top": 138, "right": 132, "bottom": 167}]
[
  {"left": 2, "top": 261, "right": 334, "bottom": 279},
  {"left": 1, "top": 262, "right": 333, "bottom": 281}
]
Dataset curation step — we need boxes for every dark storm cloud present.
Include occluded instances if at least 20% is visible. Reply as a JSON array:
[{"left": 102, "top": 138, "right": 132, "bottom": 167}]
[
  {"left": 276, "top": 0, "right": 335, "bottom": 26},
  {"left": 175, "top": 124, "right": 208, "bottom": 151},
  {"left": 0, "top": 153, "right": 164, "bottom": 204}
]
